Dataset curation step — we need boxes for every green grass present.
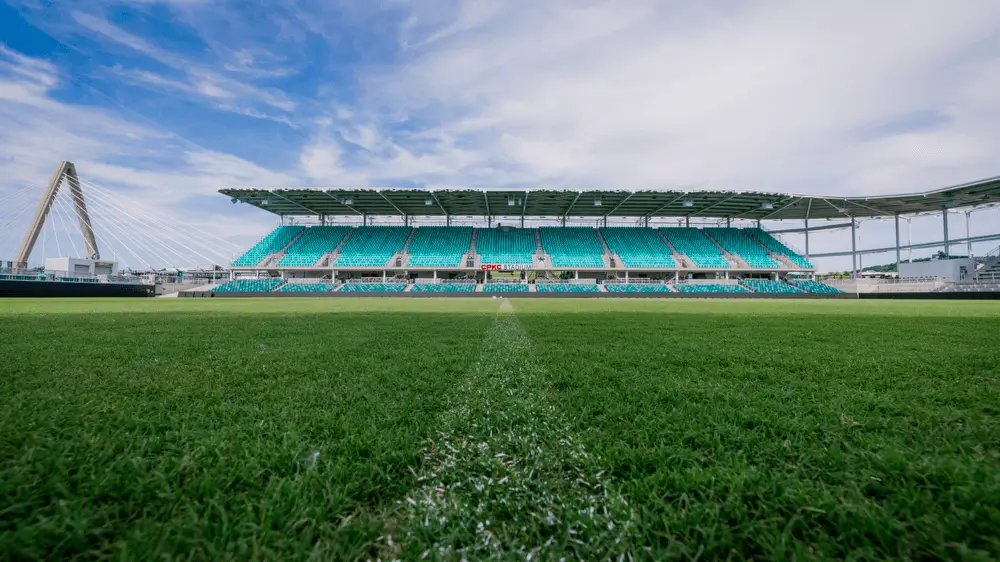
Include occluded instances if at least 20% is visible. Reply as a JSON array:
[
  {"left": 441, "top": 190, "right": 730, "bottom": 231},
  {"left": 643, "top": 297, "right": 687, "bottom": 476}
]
[{"left": 1, "top": 298, "right": 999, "bottom": 560}]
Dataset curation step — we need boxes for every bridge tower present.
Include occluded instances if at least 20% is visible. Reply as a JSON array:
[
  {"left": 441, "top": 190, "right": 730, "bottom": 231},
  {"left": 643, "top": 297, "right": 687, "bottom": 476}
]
[{"left": 13, "top": 161, "right": 99, "bottom": 270}]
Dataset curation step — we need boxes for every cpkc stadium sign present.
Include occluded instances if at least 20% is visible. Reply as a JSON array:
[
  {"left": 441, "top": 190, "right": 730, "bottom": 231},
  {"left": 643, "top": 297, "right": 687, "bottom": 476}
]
[{"left": 481, "top": 264, "right": 533, "bottom": 271}]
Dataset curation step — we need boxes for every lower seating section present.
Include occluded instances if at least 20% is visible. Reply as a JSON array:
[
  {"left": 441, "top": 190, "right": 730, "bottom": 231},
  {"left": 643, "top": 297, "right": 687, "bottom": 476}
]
[
  {"left": 600, "top": 228, "right": 676, "bottom": 268},
  {"left": 791, "top": 280, "right": 844, "bottom": 294},
  {"left": 539, "top": 227, "right": 605, "bottom": 268},
  {"left": 535, "top": 283, "right": 601, "bottom": 292},
  {"left": 604, "top": 283, "right": 673, "bottom": 292},
  {"left": 278, "top": 226, "right": 352, "bottom": 267},
  {"left": 335, "top": 226, "right": 411, "bottom": 267},
  {"left": 747, "top": 228, "right": 814, "bottom": 269},
  {"left": 410, "top": 283, "right": 477, "bottom": 292},
  {"left": 704, "top": 228, "right": 779, "bottom": 268},
  {"left": 407, "top": 227, "right": 473, "bottom": 267},
  {"left": 741, "top": 279, "right": 804, "bottom": 293},
  {"left": 477, "top": 228, "right": 536, "bottom": 265},
  {"left": 233, "top": 225, "right": 305, "bottom": 267},
  {"left": 276, "top": 282, "right": 338, "bottom": 292},
  {"left": 214, "top": 278, "right": 284, "bottom": 292},
  {"left": 483, "top": 283, "right": 530, "bottom": 292},
  {"left": 659, "top": 228, "right": 730, "bottom": 269},
  {"left": 339, "top": 283, "right": 407, "bottom": 292},
  {"left": 675, "top": 283, "right": 749, "bottom": 293}
]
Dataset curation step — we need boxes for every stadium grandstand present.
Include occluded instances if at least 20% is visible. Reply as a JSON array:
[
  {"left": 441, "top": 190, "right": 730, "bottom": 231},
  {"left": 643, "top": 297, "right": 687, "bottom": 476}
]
[{"left": 186, "top": 175, "right": 1000, "bottom": 295}]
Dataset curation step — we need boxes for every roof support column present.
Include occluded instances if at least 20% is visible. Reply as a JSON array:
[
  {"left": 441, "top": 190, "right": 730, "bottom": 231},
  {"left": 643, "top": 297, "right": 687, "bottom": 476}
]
[
  {"left": 363, "top": 214, "right": 368, "bottom": 226},
  {"left": 561, "top": 216, "right": 566, "bottom": 227},
  {"left": 966, "top": 211, "right": 973, "bottom": 257},
  {"left": 446, "top": 215, "right": 451, "bottom": 227},
  {"left": 756, "top": 219, "right": 762, "bottom": 228},
  {"left": 942, "top": 209, "right": 949, "bottom": 256},
  {"left": 894, "top": 214, "right": 901, "bottom": 266},
  {"left": 726, "top": 217, "right": 731, "bottom": 228},
  {"left": 685, "top": 216, "right": 690, "bottom": 228},
  {"left": 603, "top": 216, "right": 607, "bottom": 228},
  {"left": 520, "top": 215, "right": 524, "bottom": 228},
  {"left": 851, "top": 217, "right": 857, "bottom": 279},
  {"left": 804, "top": 218, "right": 810, "bottom": 260}
]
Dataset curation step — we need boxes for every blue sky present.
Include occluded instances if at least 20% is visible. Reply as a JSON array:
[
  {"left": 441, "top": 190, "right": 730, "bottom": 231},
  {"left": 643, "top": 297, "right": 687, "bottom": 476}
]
[{"left": 2, "top": 0, "right": 1000, "bottom": 269}]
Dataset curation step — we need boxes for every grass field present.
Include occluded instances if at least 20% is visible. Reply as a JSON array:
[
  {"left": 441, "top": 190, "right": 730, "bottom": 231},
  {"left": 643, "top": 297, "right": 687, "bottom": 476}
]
[{"left": 1, "top": 298, "right": 999, "bottom": 560}]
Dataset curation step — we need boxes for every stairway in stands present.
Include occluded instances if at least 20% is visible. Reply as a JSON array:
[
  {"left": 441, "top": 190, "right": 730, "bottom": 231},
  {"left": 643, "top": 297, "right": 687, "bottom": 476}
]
[
  {"left": 323, "top": 228, "right": 356, "bottom": 267},
  {"left": 975, "top": 245, "right": 1000, "bottom": 281},
  {"left": 700, "top": 230, "right": 745, "bottom": 268},
  {"left": 260, "top": 227, "right": 308, "bottom": 267},
  {"left": 656, "top": 230, "right": 687, "bottom": 268},
  {"left": 595, "top": 229, "right": 614, "bottom": 268},
  {"left": 394, "top": 227, "right": 418, "bottom": 268}
]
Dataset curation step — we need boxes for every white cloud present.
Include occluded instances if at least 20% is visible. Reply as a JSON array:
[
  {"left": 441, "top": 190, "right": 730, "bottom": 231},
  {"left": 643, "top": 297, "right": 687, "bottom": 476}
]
[
  {"left": 368, "top": 0, "right": 1000, "bottom": 198},
  {"left": 71, "top": 11, "right": 297, "bottom": 115}
]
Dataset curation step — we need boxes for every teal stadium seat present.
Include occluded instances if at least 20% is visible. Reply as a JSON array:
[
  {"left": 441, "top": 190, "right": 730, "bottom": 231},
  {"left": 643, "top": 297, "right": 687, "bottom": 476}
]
[
  {"left": 482, "top": 283, "right": 530, "bottom": 293},
  {"left": 659, "top": 228, "right": 731, "bottom": 269},
  {"left": 407, "top": 227, "right": 473, "bottom": 267},
  {"left": 599, "top": 228, "right": 676, "bottom": 268},
  {"left": 334, "top": 227, "right": 411, "bottom": 267},
  {"left": 233, "top": 226, "right": 305, "bottom": 267},
  {"left": 214, "top": 278, "right": 284, "bottom": 292},
  {"left": 747, "top": 228, "right": 815, "bottom": 269},
  {"left": 674, "top": 283, "right": 749, "bottom": 293},
  {"left": 409, "top": 283, "right": 477, "bottom": 293},
  {"left": 276, "top": 282, "right": 338, "bottom": 292},
  {"left": 539, "top": 227, "right": 605, "bottom": 268},
  {"left": 338, "top": 282, "right": 407, "bottom": 292},
  {"left": 790, "top": 280, "right": 844, "bottom": 294},
  {"left": 476, "top": 229, "right": 536, "bottom": 265},
  {"left": 603, "top": 283, "right": 673, "bottom": 292},
  {"left": 704, "top": 228, "right": 780, "bottom": 269},
  {"left": 740, "top": 279, "right": 804, "bottom": 293},
  {"left": 535, "top": 283, "right": 601, "bottom": 292},
  {"left": 278, "top": 226, "right": 352, "bottom": 267}
]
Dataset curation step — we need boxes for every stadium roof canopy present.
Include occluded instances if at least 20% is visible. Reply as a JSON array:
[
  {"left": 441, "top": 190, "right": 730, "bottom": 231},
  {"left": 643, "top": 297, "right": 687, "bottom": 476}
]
[{"left": 220, "top": 175, "right": 1000, "bottom": 221}]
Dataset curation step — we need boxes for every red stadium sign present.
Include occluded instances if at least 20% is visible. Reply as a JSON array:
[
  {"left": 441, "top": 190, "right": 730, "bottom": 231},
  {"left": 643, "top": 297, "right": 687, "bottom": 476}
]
[{"left": 481, "top": 264, "right": 532, "bottom": 271}]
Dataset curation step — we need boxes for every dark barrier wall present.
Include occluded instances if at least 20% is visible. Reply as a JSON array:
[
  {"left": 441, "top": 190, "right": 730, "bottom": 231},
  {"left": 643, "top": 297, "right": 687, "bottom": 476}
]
[
  {"left": 181, "top": 290, "right": 1000, "bottom": 300},
  {"left": 0, "top": 280, "right": 154, "bottom": 298},
  {"left": 181, "top": 291, "right": 857, "bottom": 299}
]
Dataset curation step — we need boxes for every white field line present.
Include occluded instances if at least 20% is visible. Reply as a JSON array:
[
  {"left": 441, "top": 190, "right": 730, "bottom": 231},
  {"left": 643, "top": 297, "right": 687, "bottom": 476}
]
[{"left": 385, "top": 314, "right": 635, "bottom": 560}]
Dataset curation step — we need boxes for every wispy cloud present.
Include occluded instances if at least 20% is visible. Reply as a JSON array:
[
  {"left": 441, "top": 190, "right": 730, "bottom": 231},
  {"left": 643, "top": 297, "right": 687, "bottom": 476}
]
[{"left": 3, "top": 0, "right": 1000, "bottom": 271}]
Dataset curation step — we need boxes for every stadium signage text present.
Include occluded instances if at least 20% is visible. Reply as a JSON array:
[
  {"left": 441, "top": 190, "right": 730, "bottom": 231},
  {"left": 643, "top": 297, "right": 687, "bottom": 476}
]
[{"left": 481, "top": 264, "right": 533, "bottom": 271}]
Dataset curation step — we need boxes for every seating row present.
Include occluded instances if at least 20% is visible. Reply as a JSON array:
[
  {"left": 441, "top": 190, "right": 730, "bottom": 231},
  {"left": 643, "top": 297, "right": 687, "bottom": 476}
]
[
  {"left": 407, "top": 227, "right": 472, "bottom": 268},
  {"left": 539, "top": 227, "right": 605, "bottom": 268},
  {"left": 409, "top": 283, "right": 477, "bottom": 292},
  {"left": 232, "top": 226, "right": 814, "bottom": 272},
  {"left": 674, "top": 283, "right": 748, "bottom": 293},
  {"left": 791, "top": 280, "right": 844, "bottom": 294},
  {"left": 600, "top": 228, "right": 676, "bottom": 268},
  {"left": 740, "top": 279, "right": 804, "bottom": 293},
  {"left": 535, "top": 283, "right": 601, "bottom": 292},
  {"left": 477, "top": 229, "right": 535, "bottom": 265}
]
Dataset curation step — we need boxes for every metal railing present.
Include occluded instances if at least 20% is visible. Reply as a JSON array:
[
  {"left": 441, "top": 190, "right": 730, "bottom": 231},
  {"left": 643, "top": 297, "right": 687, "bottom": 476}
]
[{"left": 0, "top": 267, "right": 151, "bottom": 285}]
